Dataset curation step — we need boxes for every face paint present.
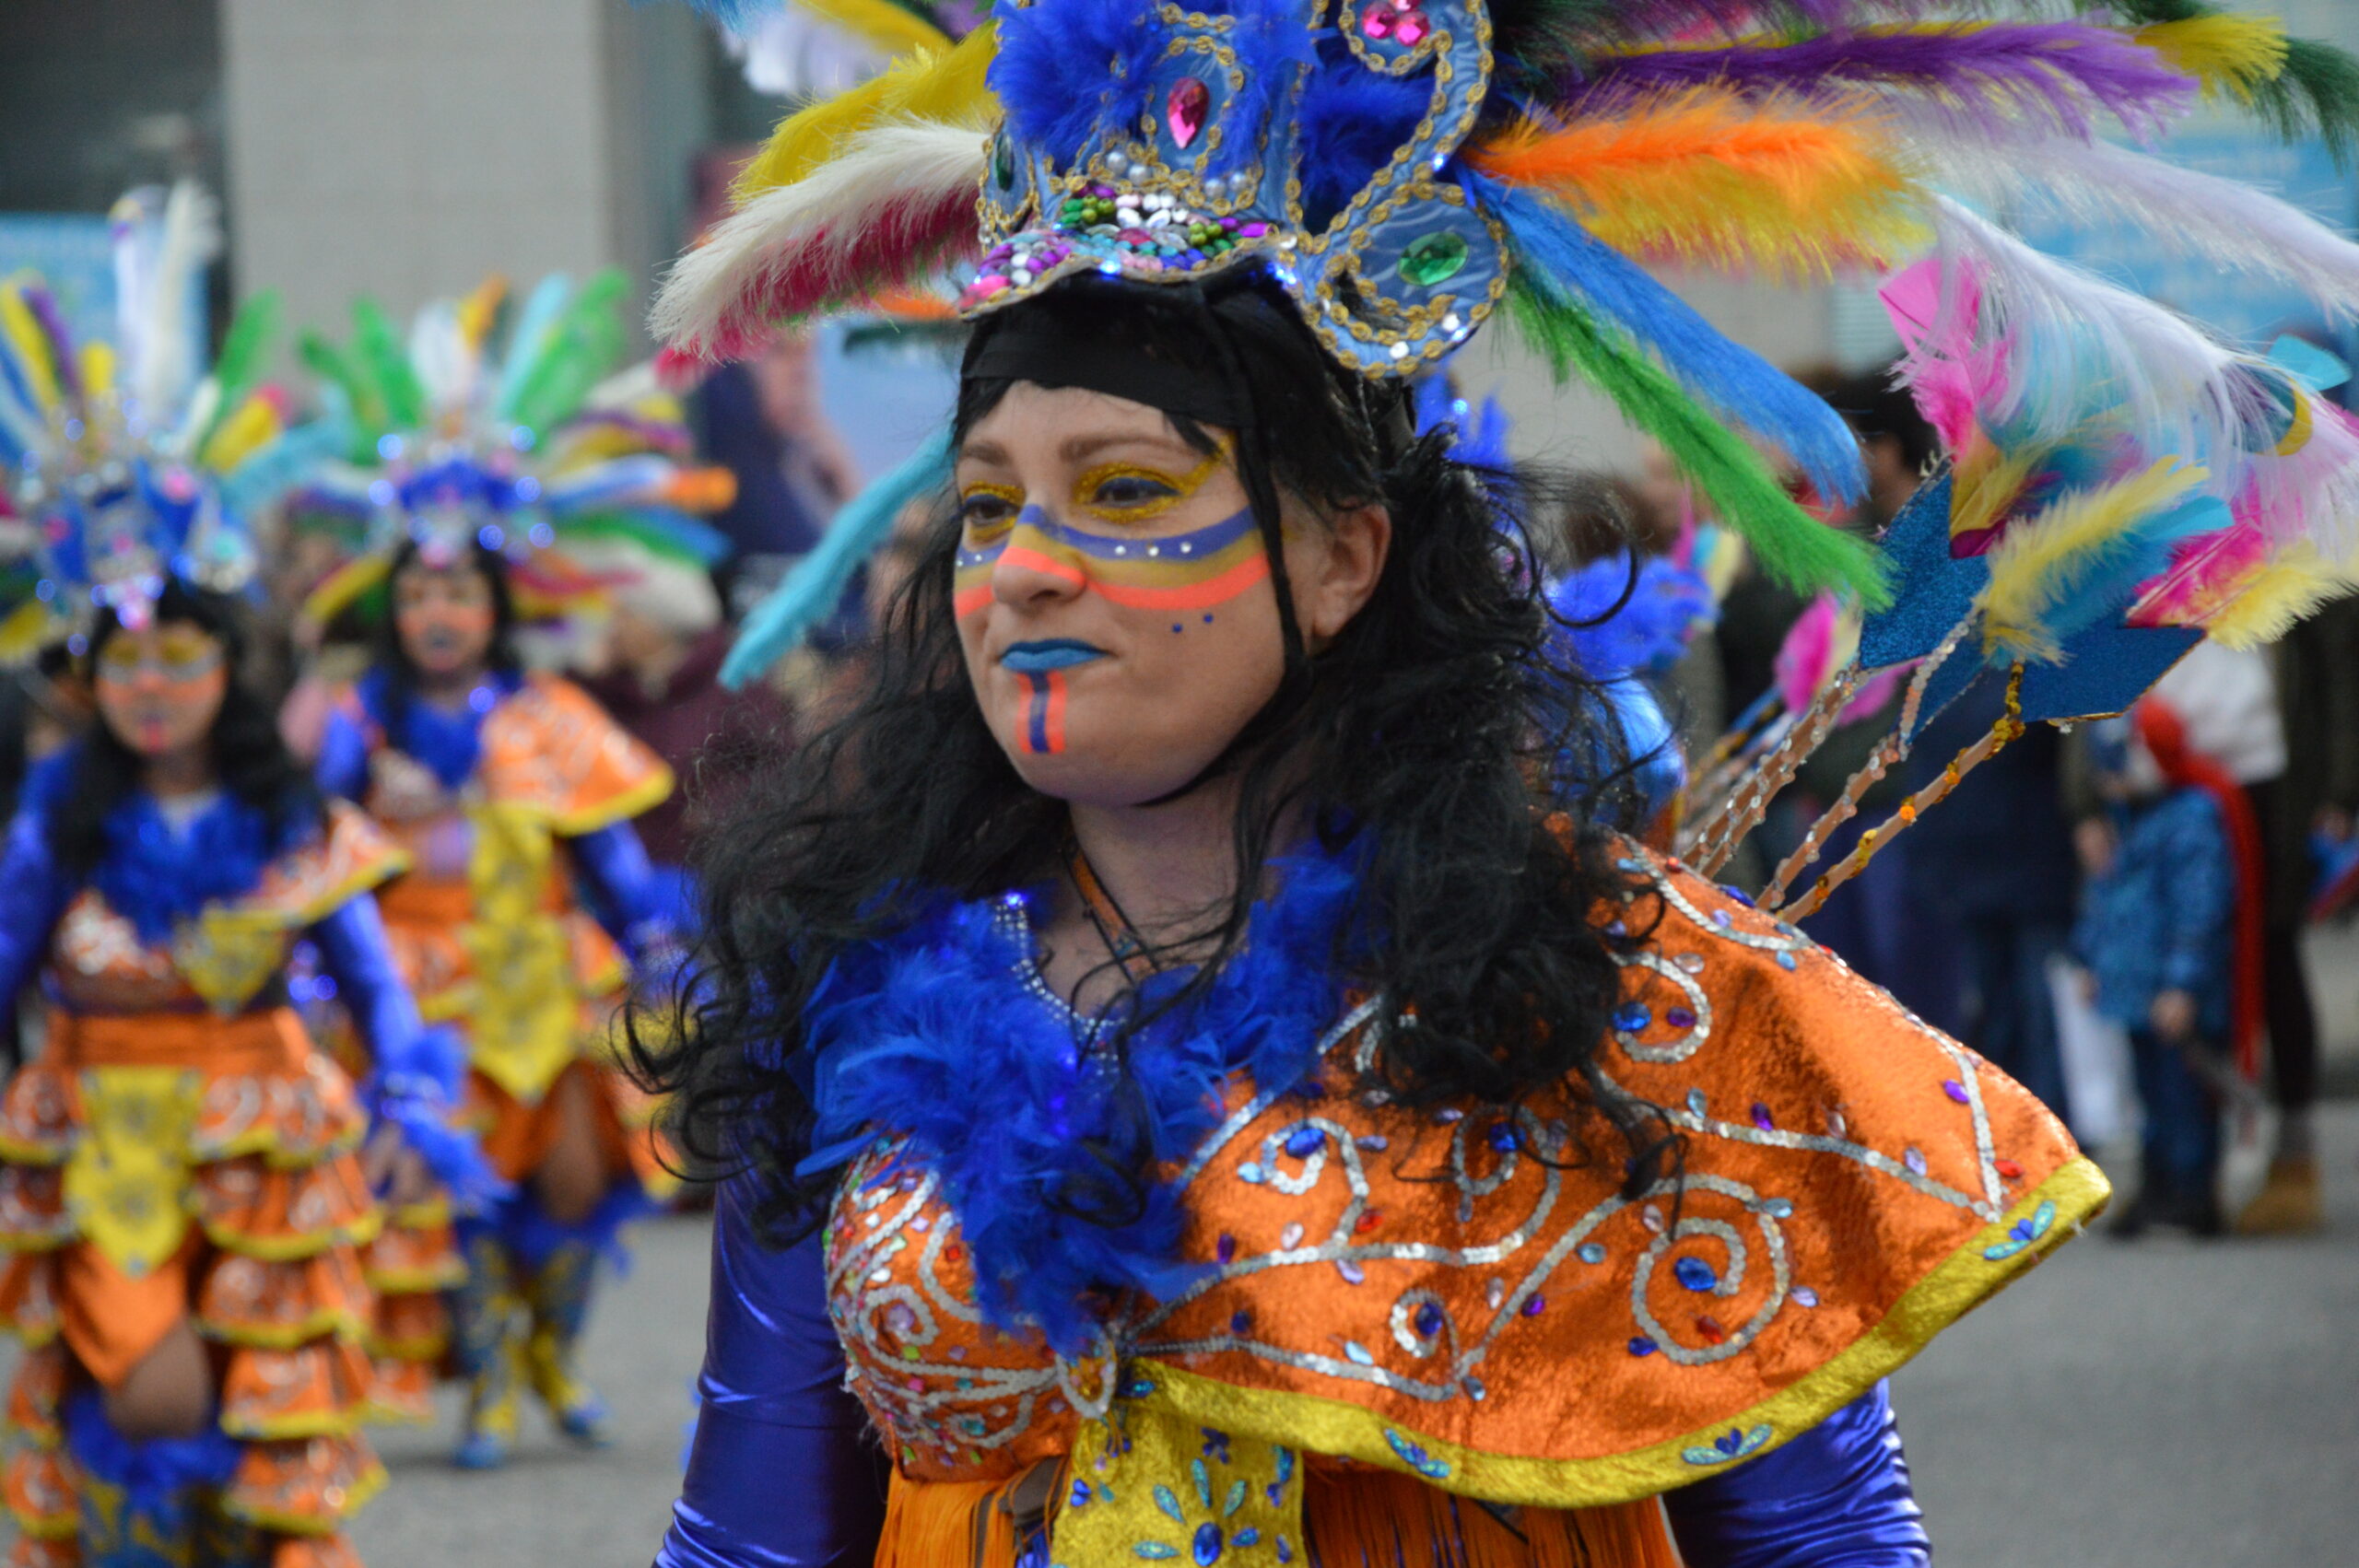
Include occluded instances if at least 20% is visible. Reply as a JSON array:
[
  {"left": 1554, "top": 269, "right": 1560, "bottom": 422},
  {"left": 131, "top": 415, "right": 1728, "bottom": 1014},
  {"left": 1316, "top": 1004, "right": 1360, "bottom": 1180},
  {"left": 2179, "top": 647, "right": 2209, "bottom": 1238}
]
[
  {"left": 1020, "top": 668, "right": 1069, "bottom": 754},
  {"left": 93, "top": 623, "right": 229, "bottom": 760},
  {"left": 956, "top": 504, "right": 1268, "bottom": 617}
]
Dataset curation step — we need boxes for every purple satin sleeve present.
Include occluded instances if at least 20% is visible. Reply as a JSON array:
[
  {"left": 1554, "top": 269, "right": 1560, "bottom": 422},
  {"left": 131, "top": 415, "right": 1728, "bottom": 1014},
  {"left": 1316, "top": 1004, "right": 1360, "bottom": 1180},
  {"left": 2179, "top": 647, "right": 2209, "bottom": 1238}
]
[
  {"left": 655, "top": 1179, "right": 888, "bottom": 1568},
  {"left": 1662, "top": 1382, "right": 1929, "bottom": 1568},
  {"left": 314, "top": 707, "right": 371, "bottom": 803}
]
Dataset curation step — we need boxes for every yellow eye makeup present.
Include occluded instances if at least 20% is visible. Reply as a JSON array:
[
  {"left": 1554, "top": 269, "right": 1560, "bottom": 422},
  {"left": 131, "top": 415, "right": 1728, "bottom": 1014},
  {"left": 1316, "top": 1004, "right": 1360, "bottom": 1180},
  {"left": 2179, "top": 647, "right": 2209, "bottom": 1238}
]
[
  {"left": 1073, "top": 450, "right": 1225, "bottom": 523},
  {"left": 957, "top": 484, "right": 1024, "bottom": 541},
  {"left": 97, "top": 634, "right": 223, "bottom": 683}
]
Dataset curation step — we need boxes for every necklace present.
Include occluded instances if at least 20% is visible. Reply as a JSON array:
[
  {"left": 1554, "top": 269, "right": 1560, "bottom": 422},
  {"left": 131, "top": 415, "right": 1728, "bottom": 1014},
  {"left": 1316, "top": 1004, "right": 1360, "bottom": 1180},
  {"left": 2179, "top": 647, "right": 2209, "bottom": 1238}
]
[{"left": 1062, "top": 835, "right": 1163, "bottom": 990}]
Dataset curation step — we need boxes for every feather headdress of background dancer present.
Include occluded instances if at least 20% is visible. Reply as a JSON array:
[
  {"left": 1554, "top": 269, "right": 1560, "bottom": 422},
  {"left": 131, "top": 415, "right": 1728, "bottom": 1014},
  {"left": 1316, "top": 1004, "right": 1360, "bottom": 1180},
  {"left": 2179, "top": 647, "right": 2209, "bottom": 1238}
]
[
  {"left": 293, "top": 270, "right": 736, "bottom": 636},
  {"left": 665, "top": 0, "right": 2359, "bottom": 907},
  {"left": 0, "top": 182, "right": 330, "bottom": 657}
]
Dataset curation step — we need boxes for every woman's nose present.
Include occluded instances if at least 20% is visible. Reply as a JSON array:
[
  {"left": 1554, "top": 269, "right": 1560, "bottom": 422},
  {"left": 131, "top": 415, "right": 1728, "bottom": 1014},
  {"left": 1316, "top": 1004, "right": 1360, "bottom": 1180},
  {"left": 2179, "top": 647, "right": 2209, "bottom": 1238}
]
[{"left": 991, "top": 508, "right": 1087, "bottom": 607}]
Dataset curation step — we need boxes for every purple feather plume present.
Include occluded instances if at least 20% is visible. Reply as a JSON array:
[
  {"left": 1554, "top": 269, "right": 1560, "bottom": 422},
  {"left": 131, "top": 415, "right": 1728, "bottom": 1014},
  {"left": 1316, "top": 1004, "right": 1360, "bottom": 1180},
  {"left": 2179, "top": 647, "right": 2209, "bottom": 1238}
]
[
  {"left": 1566, "top": 23, "right": 2199, "bottom": 144},
  {"left": 18, "top": 284, "right": 82, "bottom": 404}
]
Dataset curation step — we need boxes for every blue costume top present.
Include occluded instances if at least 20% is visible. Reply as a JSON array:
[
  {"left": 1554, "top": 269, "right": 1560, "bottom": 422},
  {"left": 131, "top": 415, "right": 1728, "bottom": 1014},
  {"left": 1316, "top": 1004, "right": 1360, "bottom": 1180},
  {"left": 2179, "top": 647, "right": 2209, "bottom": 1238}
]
[
  {"left": 0, "top": 754, "right": 460, "bottom": 1110},
  {"left": 2073, "top": 787, "right": 2236, "bottom": 1038}
]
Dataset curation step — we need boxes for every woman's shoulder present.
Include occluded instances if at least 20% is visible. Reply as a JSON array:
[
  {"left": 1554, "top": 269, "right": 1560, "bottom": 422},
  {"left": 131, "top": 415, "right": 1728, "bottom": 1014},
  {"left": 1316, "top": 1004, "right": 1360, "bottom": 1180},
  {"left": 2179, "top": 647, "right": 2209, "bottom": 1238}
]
[{"left": 1119, "top": 839, "right": 2101, "bottom": 1511}]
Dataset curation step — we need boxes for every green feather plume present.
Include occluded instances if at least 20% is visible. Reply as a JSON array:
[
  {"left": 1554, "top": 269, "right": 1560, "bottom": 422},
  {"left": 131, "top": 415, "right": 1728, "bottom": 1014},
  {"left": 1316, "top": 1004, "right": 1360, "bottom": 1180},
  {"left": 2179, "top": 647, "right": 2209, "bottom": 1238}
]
[
  {"left": 502, "top": 268, "right": 629, "bottom": 439},
  {"left": 297, "top": 332, "right": 385, "bottom": 462},
  {"left": 2097, "top": 0, "right": 2359, "bottom": 164},
  {"left": 351, "top": 298, "right": 428, "bottom": 433},
  {"left": 206, "top": 291, "right": 279, "bottom": 417},
  {"left": 1503, "top": 275, "right": 1891, "bottom": 606}
]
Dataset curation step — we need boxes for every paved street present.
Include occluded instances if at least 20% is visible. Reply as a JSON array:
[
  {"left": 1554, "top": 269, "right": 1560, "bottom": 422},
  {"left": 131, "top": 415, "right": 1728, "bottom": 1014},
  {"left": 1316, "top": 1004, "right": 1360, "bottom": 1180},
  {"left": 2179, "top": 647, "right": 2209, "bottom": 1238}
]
[{"left": 339, "top": 1105, "right": 2359, "bottom": 1567}]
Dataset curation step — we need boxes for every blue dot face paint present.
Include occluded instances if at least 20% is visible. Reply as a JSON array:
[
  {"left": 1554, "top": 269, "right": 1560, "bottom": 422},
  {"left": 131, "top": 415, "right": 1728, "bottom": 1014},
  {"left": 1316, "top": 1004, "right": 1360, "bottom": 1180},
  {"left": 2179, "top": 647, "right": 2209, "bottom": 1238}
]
[{"left": 956, "top": 504, "right": 1267, "bottom": 618}]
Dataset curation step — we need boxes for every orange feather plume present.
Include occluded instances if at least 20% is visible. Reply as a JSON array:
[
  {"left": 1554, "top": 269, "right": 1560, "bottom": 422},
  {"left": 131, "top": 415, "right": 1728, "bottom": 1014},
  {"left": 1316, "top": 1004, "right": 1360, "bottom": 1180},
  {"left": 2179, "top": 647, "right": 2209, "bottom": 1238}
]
[{"left": 1465, "top": 88, "right": 1925, "bottom": 279}]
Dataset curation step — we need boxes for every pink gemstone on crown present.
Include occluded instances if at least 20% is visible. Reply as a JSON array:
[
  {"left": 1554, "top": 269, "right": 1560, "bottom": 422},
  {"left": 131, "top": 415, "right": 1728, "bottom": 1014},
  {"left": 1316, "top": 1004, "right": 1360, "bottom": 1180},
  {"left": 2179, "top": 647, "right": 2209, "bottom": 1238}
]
[{"left": 1168, "top": 77, "right": 1210, "bottom": 148}]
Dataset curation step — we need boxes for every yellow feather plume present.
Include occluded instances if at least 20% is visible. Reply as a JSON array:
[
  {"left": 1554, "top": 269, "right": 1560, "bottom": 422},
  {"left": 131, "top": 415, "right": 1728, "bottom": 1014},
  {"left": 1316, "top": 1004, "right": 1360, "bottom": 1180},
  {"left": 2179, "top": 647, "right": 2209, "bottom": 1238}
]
[
  {"left": 79, "top": 343, "right": 115, "bottom": 401},
  {"left": 798, "top": 0, "right": 951, "bottom": 59},
  {"left": 2202, "top": 544, "right": 2359, "bottom": 648},
  {"left": 0, "top": 602, "right": 52, "bottom": 665},
  {"left": 197, "top": 392, "right": 283, "bottom": 474},
  {"left": 1948, "top": 439, "right": 2040, "bottom": 550},
  {"left": 0, "top": 285, "right": 61, "bottom": 411},
  {"left": 2136, "top": 15, "right": 2288, "bottom": 100},
  {"left": 458, "top": 275, "right": 508, "bottom": 355},
  {"left": 1468, "top": 89, "right": 1924, "bottom": 280},
  {"left": 1980, "top": 459, "right": 2206, "bottom": 662},
  {"left": 734, "top": 20, "right": 998, "bottom": 202},
  {"left": 299, "top": 554, "right": 393, "bottom": 631}
]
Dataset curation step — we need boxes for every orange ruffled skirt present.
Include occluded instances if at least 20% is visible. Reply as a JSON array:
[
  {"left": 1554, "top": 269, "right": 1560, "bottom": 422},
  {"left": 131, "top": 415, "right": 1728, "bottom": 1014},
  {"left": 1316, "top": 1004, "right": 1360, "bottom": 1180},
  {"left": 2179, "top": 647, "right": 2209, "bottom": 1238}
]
[{"left": 0, "top": 1009, "right": 388, "bottom": 1564}]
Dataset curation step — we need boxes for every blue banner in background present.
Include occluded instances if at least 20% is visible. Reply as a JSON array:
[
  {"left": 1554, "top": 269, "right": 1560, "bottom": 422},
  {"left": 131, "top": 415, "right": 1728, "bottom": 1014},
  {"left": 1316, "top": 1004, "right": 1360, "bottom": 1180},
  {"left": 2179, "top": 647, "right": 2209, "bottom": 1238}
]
[
  {"left": 2011, "top": 115, "right": 2357, "bottom": 356},
  {"left": 0, "top": 214, "right": 117, "bottom": 350}
]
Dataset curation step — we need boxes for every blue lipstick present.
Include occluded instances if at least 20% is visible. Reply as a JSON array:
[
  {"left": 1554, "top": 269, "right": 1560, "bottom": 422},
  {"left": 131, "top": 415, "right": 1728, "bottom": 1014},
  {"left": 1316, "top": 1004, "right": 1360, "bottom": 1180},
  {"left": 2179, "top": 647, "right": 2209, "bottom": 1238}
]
[{"left": 1001, "top": 639, "right": 1108, "bottom": 673}]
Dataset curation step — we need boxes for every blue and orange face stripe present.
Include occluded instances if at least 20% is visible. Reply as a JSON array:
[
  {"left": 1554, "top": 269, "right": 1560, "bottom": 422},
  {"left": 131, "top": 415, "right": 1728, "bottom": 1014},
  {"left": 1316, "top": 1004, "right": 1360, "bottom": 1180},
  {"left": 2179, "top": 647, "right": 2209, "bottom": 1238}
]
[
  {"left": 1020, "top": 668, "right": 1070, "bottom": 754},
  {"left": 955, "top": 504, "right": 1268, "bottom": 617}
]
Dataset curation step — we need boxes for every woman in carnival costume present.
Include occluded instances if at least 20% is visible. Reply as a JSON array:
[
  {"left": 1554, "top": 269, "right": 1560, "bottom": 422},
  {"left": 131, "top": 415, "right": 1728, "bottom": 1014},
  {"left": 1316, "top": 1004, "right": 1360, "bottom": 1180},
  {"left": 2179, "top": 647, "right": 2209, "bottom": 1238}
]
[
  {"left": 643, "top": 0, "right": 2359, "bottom": 1562},
  {"left": 0, "top": 187, "right": 486, "bottom": 1568},
  {"left": 298, "top": 273, "right": 730, "bottom": 1470}
]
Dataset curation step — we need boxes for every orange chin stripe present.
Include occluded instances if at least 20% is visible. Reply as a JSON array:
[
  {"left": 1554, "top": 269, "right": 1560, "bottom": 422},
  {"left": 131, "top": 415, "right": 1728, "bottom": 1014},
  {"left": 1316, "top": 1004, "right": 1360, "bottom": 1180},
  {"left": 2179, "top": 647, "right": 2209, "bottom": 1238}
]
[{"left": 1093, "top": 553, "right": 1271, "bottom": 611}]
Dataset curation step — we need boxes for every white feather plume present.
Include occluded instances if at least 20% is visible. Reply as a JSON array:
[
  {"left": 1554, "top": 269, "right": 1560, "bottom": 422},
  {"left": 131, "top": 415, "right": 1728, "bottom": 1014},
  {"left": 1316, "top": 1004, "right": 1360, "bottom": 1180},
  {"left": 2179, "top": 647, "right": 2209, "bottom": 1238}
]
[
  {"left": 1921, "top": 133, "right": 2359, "bottom": 325},
  {"left": 408, "top": 298, "right": 476, "bottom": 422},
  {"left": 1922, "top": 197, "right": 2359, "bottom": 561},
  {"left": 123, "top": 181, "right": 223, "bottom": 427},
  {"left": 651, "top": 116, "right": 986, "bottom": 354}
]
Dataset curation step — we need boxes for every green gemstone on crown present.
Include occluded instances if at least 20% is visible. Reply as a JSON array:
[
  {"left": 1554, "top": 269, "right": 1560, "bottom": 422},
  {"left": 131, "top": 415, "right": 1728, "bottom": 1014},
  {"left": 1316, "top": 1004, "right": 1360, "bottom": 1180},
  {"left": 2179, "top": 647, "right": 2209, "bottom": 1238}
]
[{"left": 1398, "top": 230, "right": 1469, "bottom": 287}]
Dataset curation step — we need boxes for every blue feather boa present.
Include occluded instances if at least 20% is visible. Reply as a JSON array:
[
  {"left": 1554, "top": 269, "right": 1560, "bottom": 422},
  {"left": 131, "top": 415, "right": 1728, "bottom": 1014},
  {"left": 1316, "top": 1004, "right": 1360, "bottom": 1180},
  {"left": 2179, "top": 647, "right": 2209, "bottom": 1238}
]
[
  {"left": 798, "top": 843, "right": 1364, "bottom": 1352},
  {"left": 92, "top": 789, "right": 284, "bottom": 945},
  {"left": 358, "top": 667, "right": 522, "bottom": 791}
]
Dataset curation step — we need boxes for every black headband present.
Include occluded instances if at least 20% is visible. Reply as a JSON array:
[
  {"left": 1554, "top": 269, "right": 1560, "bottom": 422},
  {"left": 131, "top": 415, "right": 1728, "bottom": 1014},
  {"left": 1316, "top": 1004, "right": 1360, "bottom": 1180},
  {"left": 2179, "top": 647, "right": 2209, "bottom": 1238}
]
[{"left": 962, "top": 304, "right": 1250, "bottom": 429}]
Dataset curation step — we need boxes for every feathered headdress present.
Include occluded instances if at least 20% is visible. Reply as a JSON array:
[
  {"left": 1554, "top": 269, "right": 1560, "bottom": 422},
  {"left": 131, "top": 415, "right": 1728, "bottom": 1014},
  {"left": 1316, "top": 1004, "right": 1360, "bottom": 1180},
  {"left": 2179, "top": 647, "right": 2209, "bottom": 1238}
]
[
  {"left": 0, "top": 183, "right": 318, "bottom": 655},
  {"left": 667, "top": 0, "right": 2359, "bottom": 908},
  {"left": 291, "top": 271, "right": 735, "bottom": 628}
]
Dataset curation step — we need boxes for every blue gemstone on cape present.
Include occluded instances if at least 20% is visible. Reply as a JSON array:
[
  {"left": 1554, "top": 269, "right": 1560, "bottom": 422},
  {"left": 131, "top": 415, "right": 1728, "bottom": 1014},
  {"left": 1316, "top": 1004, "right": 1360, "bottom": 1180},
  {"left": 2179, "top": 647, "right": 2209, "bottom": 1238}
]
[
  {"left": 1414, "top": 1302, "right": 1444, "bottom": 1337},
  {"left": 1577, "top": 1243, "right": 1607, "bottom": 1265},
  {"left": 1285, "top": 1127, "right": 1326, "bottom": 1158},
  {"left": 1193, "top": 1522, "right": 1226, "bottom": 1563},
  {"left": 1724, "top": 886, "right": 1755, "bottom": 907},
  {"left": 1485, "top": 1121, "right": 1516, "bottom": 1153},
  {"left": 1628, "top": 1336, "right": 1658, "bottom": 1357},
  {"left": 1613, "top": 1003, "right": 1651, "bottom": 1033},
  {"left": 1674, "top": 1257, "right": 1719, "bottom": 1292}
]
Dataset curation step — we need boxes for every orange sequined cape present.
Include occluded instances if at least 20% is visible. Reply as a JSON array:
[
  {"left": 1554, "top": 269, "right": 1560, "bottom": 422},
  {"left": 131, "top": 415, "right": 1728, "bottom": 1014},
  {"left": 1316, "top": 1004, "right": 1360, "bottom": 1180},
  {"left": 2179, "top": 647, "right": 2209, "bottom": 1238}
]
[{"left": 822, "top": 846, "right": 2104, "bottom": 1563}]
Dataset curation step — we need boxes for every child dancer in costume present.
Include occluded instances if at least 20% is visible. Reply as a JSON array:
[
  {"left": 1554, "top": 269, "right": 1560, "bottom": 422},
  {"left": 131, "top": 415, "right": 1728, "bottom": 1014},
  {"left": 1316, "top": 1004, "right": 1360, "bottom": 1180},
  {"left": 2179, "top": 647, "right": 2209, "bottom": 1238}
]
[
  {"left": 0, "top": 190, "right": 476, "bottom": 1568},
  {"left": 640, "top": 1, "right": 2359, "bottom": 1562},
  {"left": 2076, "top": 701, "right": 2262, "bottom": 1239},
  {"left": 299, "top": 277, "right": 719, "bottom": 1470}
]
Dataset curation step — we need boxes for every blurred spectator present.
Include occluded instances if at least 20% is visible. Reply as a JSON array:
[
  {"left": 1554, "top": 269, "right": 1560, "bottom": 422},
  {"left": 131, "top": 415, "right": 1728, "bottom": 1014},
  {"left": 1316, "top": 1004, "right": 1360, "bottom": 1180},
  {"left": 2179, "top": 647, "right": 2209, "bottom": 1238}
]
[
  {"left": 2130, "top": 628, "right": 2349, "bottom": 1235},
  {"left": 571, "top": 542, "right": 792, "bottom": 930},
  {"left": 689, "top": 333, "right": 860, "bottom": 611},
  {"left": 1783, "top": 369, "right": 1947, "bottom": 1003},
  {"left": 1904, "top": 676, "right": 2077, "bottom": 1102},
  {"left": 2077, "top": 702, "right": 2259, "bottom": 1240}
]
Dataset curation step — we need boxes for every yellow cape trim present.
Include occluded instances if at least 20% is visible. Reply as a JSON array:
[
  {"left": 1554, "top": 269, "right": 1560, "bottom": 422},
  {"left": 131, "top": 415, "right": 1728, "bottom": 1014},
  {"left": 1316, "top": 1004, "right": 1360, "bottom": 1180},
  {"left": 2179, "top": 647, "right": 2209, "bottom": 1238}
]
[
  {"left": 201, "top": 1210, "right": 383, "bottom": 1262},
  {"left": 1131, "top": 1157, "right": 2108, "bottom": 1508},
  {"left": 196, "top": 1305, "right": 372, "bottom": 1351},
  {"left": 548, "top": 762, "right": 675, "bottom": 838},
  {"left": 219, "top": 1408, "right": 365, "bottom": 1444},
  {"left": 224, "top": 1457, "right": 388, "bottom": 1535}
]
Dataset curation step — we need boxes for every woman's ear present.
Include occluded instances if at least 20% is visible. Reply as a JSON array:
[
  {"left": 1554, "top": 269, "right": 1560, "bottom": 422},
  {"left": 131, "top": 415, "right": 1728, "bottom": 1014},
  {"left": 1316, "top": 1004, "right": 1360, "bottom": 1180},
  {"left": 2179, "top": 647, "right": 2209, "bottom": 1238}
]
[{"left": 1294, "top": 501, "right": 1392, "bottom": 645}]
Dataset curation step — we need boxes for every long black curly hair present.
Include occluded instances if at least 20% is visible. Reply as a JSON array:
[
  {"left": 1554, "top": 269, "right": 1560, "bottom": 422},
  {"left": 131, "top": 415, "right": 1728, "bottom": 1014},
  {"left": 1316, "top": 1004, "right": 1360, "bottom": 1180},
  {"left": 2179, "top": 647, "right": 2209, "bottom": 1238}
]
[
  {"left": 51, "top": 579, "right": 322, "bottom": 875},
  {"left": 632, "top": 275, "right": 1672, "bottom": 1244},
  {"left": 370, "top": 536, "right": 522, "bottom": 755}
]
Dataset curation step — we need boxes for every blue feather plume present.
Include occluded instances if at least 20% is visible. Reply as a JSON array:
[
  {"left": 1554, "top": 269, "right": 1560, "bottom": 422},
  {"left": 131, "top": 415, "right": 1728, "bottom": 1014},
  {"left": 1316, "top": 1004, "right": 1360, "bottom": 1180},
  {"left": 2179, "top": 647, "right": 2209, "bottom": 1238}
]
[
  {"left": 1465, "top": 172, "right": 1866, "bottom": 507},
  {"left": 721, "top": 426, "right": 954, "bottom": 689},
  {"left": 495, "top": 274, "right": 572, "bottom": 426},
  {"left": 1299, "top": 45, "right": 1428, "bottom": 228},
  {"left": 993, "top": 0, "right": 1168, "bottom": 166}
]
